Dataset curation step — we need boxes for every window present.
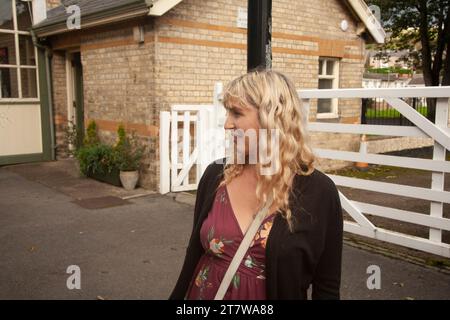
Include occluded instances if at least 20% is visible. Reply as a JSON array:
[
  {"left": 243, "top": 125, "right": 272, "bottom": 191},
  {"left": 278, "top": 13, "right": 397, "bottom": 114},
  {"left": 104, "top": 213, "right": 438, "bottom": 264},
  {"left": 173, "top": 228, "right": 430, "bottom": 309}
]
[
  {"left": 0, "top": 0, "right": 37, "bottom": 99},
  {"left": 317, "top": 57, "right": 339, "bottom": 119}
]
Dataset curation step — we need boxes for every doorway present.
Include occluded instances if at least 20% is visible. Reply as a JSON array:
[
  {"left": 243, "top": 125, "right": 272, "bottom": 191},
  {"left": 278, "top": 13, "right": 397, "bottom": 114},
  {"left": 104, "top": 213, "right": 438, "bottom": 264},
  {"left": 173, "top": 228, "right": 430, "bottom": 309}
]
[{"left": 66, "top": 51, "right": 85, "bottom": 149}]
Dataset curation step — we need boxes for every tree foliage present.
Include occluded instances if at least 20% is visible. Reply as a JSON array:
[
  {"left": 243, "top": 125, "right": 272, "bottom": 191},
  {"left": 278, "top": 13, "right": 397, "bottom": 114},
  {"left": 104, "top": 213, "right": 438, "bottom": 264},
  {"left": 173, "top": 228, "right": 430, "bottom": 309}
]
[{"left": 369, "top": 0, "right": 450, "bottom": 86}]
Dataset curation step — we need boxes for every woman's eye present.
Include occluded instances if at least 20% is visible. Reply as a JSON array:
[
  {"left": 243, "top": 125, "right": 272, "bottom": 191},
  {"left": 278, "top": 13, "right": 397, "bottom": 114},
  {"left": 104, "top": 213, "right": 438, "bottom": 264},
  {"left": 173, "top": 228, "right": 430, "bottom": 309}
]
[
  {"left": 231, "top": 109, "right": 241, "bottom": 117},
  {"left": 225, "top": 107, "right": 241, "bottom": 118}
]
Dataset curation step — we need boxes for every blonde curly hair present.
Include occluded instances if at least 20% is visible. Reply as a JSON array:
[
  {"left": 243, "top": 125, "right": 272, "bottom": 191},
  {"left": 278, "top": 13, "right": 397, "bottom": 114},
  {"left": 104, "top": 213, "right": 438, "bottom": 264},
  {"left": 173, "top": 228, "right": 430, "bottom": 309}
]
[{"left": 218, "top": 69, "right": 316, "bottom": 232}]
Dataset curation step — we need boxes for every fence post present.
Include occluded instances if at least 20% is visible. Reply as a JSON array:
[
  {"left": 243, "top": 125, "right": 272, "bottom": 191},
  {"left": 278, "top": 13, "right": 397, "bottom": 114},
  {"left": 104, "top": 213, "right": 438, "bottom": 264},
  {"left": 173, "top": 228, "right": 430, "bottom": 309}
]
[
  {"left": 196, "top": 109, "right": 209, "bottom": 182},
  {"left": 429, "top": 98, "right": 449, "bottom": 243},
  {"left": 213, "top": 82, "right": 226, "bottom": 162},
  {"left": 182, "top": 111, "right": 190, "bottom": 187},
  {"left": 213, "top": 82, "right": 224, "bottom": 126},
  {"left": 171, "top": 110, "right": 178, "bottom": 194},
  {"left": 301, "top": 98, "right": 310, "bottom": 127},
  {"left": 159, "top": 111, "right": 171, "bottom": 194}
]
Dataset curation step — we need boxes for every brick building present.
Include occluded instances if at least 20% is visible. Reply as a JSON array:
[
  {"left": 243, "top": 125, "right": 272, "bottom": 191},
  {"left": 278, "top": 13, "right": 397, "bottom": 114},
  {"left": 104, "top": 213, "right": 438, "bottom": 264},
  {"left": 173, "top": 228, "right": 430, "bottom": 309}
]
[{"left": 0, "top": 0, "right": 385, "bottom": 191}]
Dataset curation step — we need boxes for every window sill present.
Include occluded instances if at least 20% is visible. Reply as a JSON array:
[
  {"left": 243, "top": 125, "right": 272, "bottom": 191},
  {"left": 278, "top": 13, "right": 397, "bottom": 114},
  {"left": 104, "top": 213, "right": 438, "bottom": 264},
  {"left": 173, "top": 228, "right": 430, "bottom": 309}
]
[
  {"left": 0, "top": 99, "right": 40, "bottom": 104},
  {"left": 316, "top": 113, "right": 339, "bottom": 120}
]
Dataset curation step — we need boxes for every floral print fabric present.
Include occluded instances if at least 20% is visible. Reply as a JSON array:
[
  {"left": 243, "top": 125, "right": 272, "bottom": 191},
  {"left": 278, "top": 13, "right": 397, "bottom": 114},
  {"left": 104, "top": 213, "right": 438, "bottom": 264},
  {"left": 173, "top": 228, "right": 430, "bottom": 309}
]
[{"left": 186, "top": 184, "right": 275, "bottom": 300}]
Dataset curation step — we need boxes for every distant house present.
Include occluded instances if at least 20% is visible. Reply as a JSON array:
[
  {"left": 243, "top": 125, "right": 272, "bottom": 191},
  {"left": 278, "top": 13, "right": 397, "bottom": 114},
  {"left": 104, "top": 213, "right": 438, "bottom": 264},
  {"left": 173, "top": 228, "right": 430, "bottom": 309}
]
[
  {"left": 368, "top": 49, "right": 410, "bottom": 70},
  {"left": 362, "top": 72, "right": 409, "bottom": 89},
  {"left": 406, "top": 73, "right": 441, "bottom": 87},
  {"left": 0, "top": 0, "right": 385, "bottom": 190}
]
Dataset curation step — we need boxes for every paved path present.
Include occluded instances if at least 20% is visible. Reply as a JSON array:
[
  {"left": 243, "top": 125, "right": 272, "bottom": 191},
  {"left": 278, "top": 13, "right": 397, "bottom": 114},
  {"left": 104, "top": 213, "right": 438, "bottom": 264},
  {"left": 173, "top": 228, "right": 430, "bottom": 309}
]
[{"left": 0, "top": 163, "right": 449, "bottom": 299}]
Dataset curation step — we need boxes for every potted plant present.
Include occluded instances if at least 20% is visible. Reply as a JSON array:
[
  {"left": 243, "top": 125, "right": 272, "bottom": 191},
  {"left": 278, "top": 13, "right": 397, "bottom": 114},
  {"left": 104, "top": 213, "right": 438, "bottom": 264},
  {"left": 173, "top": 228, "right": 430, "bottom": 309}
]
[
  {"left": 114, "top": 125, "right": 146, "bottom": 190},
  {"left": 76, "top": 143, "right": 122, "bottom": 186},
  {"left": 74, "top": 120, "right": 121, "bottom": 187}
]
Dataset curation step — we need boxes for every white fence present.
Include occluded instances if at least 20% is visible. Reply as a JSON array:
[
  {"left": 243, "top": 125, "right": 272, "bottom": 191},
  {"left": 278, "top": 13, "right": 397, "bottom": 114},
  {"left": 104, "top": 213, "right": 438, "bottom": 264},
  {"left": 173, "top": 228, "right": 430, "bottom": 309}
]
[
  {"left": 160, "top": 86, "right": 450, "bottom": 257},
  {"left": 300, "top": 87, "right": 450, "bottom": 257}
]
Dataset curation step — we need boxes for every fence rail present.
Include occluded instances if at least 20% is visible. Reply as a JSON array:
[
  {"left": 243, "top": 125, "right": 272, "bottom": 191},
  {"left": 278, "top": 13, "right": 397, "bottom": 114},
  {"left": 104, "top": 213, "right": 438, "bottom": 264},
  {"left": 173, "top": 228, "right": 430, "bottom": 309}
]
[{"left": 299, "top": 86, "right": 450, "bottom": 257}]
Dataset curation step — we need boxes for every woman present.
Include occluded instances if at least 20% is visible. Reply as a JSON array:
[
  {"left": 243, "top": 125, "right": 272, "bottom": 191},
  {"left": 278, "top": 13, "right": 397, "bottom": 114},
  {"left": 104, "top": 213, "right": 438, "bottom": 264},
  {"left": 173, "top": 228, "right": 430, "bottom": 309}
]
[{"left": 169, "top": 69, "right": 343, "bottom": 300}]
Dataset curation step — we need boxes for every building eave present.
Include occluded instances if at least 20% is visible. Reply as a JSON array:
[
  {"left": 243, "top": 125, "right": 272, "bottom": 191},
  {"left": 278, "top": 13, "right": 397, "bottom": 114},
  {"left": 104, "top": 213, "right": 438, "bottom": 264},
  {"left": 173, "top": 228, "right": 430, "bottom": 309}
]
[
  {"left": 345, "top": 0, "right": 386, "bottom": 44},
  {"left": 147, "top": 0, "right": 183, "bottom": 16},
  {"left": 33, "top": 1, "right": 151, "bottom": 37}
]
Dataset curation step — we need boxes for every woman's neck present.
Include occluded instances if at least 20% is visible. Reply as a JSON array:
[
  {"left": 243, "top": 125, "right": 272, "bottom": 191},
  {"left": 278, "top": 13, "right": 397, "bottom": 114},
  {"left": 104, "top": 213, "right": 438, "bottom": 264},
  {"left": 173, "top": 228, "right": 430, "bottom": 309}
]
[{"left": 241, "top": 163, "right": 258, "bottom": 183}]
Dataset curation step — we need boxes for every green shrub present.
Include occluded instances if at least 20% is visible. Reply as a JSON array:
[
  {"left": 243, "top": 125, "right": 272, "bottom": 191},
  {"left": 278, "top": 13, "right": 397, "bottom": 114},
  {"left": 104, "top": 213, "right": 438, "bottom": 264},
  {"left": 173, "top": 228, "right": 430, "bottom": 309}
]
[
  {"left": 367, "top": 67, "right": 413, "bottom": 75},
  {"left": 74, "top": 120, "right": 119, "bottom": 176},
  {"left": 114, "top": 125, "right": 146, "bottom": 171},
  {"left": 74, "top": 121, "right": 146, "bottom": 177},
  {"left": 83, "top": 120, "right": 100, "bottom": 146},
  {"left": 75, "top": 143, "right": 119, "bottom": 176}
]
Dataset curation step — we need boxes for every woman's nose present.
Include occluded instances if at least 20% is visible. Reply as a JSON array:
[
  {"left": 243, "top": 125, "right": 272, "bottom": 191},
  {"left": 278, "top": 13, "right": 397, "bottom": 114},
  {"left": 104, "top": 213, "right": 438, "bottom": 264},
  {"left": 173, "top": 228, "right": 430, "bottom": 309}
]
[{"left": 224, "top": 114, "right": 234, "bottom": 130}]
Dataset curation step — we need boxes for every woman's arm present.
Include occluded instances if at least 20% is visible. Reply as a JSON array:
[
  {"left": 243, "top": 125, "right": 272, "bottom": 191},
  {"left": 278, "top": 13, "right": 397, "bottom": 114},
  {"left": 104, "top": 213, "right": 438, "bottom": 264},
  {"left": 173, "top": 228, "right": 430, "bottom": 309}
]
[
  {"left": 311, "top": 184, "right": 343, "bottom": 300},
  {"left": 168, "top": 167, "right": 209, "bottom": 299},
  {"left": 168, "top": 160, "right": 223, "bottom": 299}
]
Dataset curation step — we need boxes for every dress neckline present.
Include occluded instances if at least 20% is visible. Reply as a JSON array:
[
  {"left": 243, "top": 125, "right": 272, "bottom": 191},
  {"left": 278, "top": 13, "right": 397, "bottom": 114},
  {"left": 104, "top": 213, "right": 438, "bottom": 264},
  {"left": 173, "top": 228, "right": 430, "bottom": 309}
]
[{"left": 223, "top": 184, "right": 276, "bottom": 237}]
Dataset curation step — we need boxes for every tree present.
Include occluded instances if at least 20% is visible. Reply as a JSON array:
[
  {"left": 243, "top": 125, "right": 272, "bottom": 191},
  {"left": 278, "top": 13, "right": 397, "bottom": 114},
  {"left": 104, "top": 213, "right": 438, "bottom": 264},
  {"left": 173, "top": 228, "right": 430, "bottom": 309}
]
[
  {"left": 370, "top": 0, "right": 450, "bottom": 86},
  {"left": 369, "top": 0, "right": 450, "bottom": 122}
]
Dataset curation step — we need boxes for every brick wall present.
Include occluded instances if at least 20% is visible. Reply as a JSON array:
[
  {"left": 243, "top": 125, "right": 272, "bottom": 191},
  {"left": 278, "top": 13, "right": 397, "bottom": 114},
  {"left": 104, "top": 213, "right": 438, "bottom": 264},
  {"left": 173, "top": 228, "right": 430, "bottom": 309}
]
[
  {"left": 51, "top": 50, "right": 69, "bottom": 158},
  {"left": 153, "top": 0, "right": 366, "bottom": 175},
  {"left": 80, "top": 21, "right": 158, "bottom": 188},
  {"left": 49, "top": 0, "right": 369, "bottom": 190}
]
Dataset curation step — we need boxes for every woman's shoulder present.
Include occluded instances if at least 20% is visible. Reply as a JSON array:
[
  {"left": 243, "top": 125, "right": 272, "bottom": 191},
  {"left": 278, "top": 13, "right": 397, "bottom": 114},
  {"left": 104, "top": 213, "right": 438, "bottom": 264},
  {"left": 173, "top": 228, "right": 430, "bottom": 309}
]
[
  {"left": 293, "top": 167, "right": 338, "bottom": 196},
  {"left": 201, "top": 158, "right": 226, "bottom": 181},
  {"left": 288, "top": 168, "right": 341, "bottom": 229},
  {"left": 202, "top": 160, "right": 337, "bottom": 192},
  {"left": 201, "top": 159, "right": 338, "bottom": 197}
]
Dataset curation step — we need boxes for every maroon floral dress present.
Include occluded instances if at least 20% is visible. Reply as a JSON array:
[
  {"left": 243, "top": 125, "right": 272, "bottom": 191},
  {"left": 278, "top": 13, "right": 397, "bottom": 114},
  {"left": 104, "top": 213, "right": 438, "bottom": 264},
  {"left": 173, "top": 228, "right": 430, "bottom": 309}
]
[{"left": 186, "top": 184, "right": 276, "bottom": 300}]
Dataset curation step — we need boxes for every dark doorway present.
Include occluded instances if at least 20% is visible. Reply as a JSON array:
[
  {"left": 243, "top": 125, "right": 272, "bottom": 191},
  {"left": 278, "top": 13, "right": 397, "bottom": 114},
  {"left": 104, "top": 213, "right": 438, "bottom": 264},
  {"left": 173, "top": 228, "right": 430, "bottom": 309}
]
[{"left": 71, "top": 52, "right": 85, "bottom": 147}]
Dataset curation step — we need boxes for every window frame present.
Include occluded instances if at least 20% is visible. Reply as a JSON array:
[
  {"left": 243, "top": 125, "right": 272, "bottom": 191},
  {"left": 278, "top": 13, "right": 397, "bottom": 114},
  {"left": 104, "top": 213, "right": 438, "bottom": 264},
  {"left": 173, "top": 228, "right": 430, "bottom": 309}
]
[
  {"left": 0, "top": 0, "right": 39, "bottom": 101},
  {"left": 317, "top": 57, "right": 339, "bottom": 119}
]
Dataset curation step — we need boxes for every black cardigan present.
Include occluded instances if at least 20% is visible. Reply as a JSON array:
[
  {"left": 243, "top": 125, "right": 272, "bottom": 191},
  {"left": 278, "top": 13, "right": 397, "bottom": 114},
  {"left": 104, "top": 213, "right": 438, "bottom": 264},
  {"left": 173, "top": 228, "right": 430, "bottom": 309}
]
[{"left": 169, "top": 158, "right": 343, "bottom": 300}]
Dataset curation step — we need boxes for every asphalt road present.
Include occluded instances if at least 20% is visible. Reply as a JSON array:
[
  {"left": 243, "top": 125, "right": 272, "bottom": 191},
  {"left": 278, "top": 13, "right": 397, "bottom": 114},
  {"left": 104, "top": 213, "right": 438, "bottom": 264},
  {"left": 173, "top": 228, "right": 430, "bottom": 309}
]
[{"left": 0, "top": 167, "right": 449, "bottom": 300}]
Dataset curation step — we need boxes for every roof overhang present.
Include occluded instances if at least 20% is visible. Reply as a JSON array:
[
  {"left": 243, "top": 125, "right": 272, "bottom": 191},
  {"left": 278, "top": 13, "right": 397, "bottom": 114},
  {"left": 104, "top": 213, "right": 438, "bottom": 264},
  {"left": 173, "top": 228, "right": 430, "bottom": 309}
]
[
  {"left": 148, "top": 0, "right": 183, "bottom": 16},
  {"left": 33, "top": 0, "right": 385, "bottom": 44},
  {"left": 33, "top": 1, "right": 151, "bottom": 37},
  {"left": 345, "top": 0, "right": 386, "bottom": 44}
]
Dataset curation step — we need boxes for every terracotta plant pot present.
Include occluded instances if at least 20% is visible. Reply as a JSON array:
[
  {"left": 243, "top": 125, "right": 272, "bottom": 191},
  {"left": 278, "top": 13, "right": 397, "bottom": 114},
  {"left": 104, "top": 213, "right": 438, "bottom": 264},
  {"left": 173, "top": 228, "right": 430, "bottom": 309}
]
[{"left": 119, "top": 170, "right": 139, "bottom": 190}]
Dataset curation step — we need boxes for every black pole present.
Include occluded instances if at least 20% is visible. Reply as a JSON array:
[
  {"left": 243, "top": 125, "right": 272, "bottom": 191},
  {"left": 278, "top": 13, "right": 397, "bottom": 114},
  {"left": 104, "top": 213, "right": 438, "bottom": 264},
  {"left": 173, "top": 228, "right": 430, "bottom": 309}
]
[{"left": 247, "top": 0, "right": 272, "bottom": 71}]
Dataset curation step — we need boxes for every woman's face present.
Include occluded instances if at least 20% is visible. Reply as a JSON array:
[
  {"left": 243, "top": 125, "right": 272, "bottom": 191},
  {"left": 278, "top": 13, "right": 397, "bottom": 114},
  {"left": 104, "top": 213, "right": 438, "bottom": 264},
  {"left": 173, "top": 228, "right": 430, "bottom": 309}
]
[{"left": 224, "top": 99, "right": 260, "bottom": 161}]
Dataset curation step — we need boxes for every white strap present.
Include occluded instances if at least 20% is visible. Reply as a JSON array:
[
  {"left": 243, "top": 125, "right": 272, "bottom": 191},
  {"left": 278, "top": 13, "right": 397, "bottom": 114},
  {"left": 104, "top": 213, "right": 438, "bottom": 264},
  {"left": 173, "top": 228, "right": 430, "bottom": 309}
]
[{"left": 214, "top": 193, "right": 274, "bottom": 300}]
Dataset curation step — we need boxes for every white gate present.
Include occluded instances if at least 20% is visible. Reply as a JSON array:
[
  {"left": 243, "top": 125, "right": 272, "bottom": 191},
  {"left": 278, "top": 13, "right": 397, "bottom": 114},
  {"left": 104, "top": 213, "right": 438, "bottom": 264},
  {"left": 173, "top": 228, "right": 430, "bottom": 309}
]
[
  {"left": 299, "top": 86, "right": 450, "bottom": 257},
  {"left": 159, "top": 104, "right": 226, "bottom": 193}
]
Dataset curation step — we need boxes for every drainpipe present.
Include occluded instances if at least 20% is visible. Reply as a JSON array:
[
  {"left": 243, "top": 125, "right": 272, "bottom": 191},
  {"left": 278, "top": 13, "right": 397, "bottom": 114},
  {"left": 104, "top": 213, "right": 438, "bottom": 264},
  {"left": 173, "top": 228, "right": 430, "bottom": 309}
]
[
  {"left": 31, "top": 29, "right": 56, "bottom": 161},
  {"left": 247, "top": 0, "right": 272, "bottom": 71}
]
